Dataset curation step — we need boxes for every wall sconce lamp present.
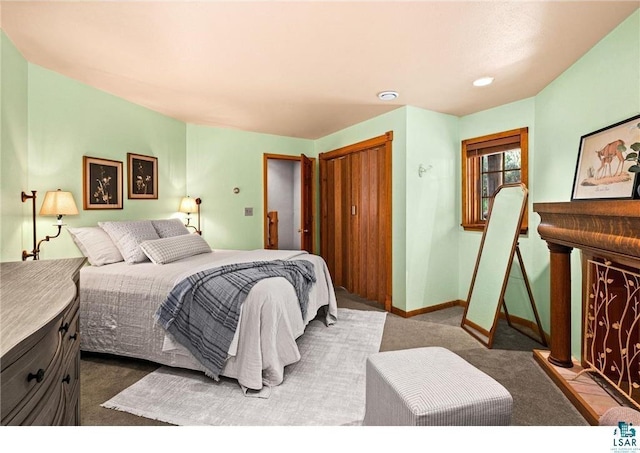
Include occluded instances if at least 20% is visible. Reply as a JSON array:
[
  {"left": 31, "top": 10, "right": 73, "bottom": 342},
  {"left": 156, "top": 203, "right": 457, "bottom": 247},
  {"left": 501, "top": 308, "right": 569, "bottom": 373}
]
[
  {"left": 179, "top": 196, "right": 202, "bottom": 235},
  {"left": 21, "top": 189, "right": 79, "bottom": 261}
]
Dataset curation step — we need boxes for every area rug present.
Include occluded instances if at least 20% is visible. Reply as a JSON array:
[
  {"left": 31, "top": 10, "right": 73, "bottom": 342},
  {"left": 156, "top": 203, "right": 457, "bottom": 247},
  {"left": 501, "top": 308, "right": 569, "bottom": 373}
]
[{"left": 102, "top": 308, "right": 387, "bottom": 426}]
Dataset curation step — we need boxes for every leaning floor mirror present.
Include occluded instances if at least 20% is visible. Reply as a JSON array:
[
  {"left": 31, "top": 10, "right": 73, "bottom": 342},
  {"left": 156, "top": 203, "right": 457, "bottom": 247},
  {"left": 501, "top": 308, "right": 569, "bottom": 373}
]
[{"left": 461, "top": 183, "right": 546, "bottom": 348}]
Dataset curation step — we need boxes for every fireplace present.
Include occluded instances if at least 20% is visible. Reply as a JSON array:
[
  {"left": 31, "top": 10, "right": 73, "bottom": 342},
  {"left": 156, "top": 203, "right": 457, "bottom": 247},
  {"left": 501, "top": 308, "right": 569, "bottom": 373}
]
[
  {"left": 584, "top": 257, "right": 640, "bottom": 409},
  {"left": 534, "top": 200, "right": 640, "bottom": 424}
]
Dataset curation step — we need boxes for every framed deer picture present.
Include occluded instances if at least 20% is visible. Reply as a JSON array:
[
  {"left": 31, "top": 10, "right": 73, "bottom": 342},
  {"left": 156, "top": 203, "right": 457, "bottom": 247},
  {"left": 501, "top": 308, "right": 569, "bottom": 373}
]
[{"left": 571, "top": 113, "right": 640, "bottom": 200}]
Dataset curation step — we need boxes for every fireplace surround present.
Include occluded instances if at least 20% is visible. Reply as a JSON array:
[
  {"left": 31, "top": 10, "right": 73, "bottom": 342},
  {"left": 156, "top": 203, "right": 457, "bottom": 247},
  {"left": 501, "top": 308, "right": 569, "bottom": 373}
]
[{"left": 534, "top": 200, "right": 640, "bottom": 424}]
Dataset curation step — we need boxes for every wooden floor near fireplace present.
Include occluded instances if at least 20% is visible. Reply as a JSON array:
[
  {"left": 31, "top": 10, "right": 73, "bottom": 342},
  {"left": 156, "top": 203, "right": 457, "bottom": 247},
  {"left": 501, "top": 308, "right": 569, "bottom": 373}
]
[{"left": 533, "top": 349, "right": 637, "bottom": 425}]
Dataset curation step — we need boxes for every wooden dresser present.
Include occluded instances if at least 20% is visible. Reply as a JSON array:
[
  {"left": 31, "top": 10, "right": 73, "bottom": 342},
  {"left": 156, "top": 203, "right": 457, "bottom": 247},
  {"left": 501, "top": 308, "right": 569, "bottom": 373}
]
[{"left": 1, "top": 257, "right": 86, "bottom": 426}]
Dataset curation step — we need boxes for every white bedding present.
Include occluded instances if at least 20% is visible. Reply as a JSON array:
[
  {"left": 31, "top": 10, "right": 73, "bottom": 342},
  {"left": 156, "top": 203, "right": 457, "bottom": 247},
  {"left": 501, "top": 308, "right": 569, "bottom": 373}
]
[{"left": 79, "top": 249, "right": 338, "bottom": 390}]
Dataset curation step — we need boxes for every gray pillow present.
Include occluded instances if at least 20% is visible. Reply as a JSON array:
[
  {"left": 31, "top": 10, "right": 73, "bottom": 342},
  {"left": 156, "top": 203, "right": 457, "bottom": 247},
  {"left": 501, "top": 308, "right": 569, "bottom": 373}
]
[
  {"left": 151, "top": 218, "right": 191, "bottom": 238},
  {"left": 140, "top": 234, "right": 212, "bottom": 264},
  {"left": 67, "top": 226, "right": 124, "bottom": 266},
  {"left": 98, "top": 220, "right": 160, "bottom": 264}
]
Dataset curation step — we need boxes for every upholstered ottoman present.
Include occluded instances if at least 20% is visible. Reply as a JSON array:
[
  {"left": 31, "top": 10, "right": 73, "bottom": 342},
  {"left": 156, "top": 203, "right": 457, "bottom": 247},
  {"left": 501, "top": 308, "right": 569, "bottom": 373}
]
[{"left": 363, "top": 347, "right": 513, "bottom": 426}]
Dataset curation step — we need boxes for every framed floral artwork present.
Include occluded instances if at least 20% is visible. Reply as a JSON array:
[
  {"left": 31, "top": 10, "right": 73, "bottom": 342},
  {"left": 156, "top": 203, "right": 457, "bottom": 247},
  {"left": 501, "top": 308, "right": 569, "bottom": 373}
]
[
  {"left": 127, "top": 153, "right": 158, "bottom": 199},
  {"left": 83, "top": 156, "right": 123, "bottom": 209}
]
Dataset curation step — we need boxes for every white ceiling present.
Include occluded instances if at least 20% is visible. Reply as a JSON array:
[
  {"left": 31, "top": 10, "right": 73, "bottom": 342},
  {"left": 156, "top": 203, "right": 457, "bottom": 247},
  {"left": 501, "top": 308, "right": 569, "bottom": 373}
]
[{"left": 1, "top": 1, "right": 638, "bottom": 139}]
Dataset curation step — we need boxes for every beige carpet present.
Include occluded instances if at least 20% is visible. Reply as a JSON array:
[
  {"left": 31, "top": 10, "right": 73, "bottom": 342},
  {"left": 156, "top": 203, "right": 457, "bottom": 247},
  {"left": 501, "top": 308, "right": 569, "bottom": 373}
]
[{"left": 101, "top": 308, "right": 386, "bottom": 426}]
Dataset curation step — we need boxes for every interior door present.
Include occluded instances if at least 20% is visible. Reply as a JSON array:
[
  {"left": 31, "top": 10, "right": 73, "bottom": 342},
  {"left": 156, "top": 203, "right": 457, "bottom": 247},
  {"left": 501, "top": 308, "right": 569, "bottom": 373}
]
[
  {"left": 321, "top": 155, "right": 351, "bottom": 288},
  {"left": 300, "top": 154, "right": 313, "bottom": 253},
  {"left": 264, "top": 153, "right": 315, "bottom": 252},
  {"left": 319, "top": 132, "right": 393, "bottom": 311}
]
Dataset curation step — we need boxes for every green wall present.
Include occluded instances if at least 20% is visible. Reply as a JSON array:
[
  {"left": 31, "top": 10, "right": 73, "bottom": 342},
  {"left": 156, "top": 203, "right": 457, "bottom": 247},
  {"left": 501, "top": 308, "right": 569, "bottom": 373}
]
[
  {"left": 1, "top": 32, "right": 28, "bottom": 262},
  {"left": 2, "top": 9, "right": 639, "bottom": 363},
  {"left": 532, "top": 9, "right": 640, "bottom": 360},
  {"left": 405, "top": 106, "right": 459, "bottom": 312},
  {"left": 186, "top": 124, "right": 313, "bottom": 250},
  {"left": 0, "top": 33, "right": 188, "bottom": 262},
  {"left": 454, "top": 10, "right": 639, "bottom": 359}
]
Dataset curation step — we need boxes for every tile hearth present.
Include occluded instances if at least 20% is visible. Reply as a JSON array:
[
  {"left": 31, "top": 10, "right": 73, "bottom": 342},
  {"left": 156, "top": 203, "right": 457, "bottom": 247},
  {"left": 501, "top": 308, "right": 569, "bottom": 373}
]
[{"left": 534, "top": 350, "right": 637, "bottom": 425}]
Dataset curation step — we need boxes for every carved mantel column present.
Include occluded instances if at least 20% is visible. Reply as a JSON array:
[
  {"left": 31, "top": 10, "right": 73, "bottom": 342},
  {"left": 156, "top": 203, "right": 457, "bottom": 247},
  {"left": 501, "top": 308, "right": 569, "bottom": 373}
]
[{"left": 546, "top": 242, "right": 573, "bottom": 367}]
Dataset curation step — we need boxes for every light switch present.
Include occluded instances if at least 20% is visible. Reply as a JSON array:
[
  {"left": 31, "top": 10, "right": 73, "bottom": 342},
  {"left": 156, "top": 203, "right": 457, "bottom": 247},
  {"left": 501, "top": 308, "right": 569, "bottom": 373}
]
[{"left": 245, "top": 207, "right": 253, "bottom": 216}]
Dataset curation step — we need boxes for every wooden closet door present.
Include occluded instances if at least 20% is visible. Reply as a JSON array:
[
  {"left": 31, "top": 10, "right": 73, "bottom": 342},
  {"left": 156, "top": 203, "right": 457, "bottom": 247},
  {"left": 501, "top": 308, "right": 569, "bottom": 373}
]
[
  {"left": 322, "top": 155, "right": 351, "bottom": 288},
  {"left": 349, "top": 147, "right": 370, "bottom": 299},
  {"left": 349, "top": 150, "right": 361, "bottom": 295},
  {"left": 352, "top": 145, "right": 387, "bottom": 303},
  {"left": 320, "top": 132, "right": 392, "bottom": 310},
  {"left": 376, "top": 143, "right": 391, "bottom": 306}
]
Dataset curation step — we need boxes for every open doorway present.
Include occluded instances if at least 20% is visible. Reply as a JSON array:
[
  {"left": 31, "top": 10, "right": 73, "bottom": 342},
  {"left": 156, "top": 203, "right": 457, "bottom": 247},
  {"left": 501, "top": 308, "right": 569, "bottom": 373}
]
[{"left": 263, "top": 153, "right": 314, "bottom": 252}]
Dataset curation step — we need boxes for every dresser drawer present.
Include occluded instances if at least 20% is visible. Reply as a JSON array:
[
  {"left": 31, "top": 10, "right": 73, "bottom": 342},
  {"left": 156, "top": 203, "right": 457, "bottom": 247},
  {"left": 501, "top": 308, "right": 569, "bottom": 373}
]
[
  {"left": 20, "top": 368, "right": 66, "bottom": 426},
  {"left": 63, "top": 388, "right": 80, "bottom": 426},
  {"left": 0, "top": 319, "right": 63, "bottom": 423},
  {"left": 6, "top": 344, "right": 79, "bottom": 426},
  {"left": 61, "top": 308, "right": 80, "bottom": 363},
  {"left": 25, "top": 353, "right": 79, "bottom": 426},
  {"left": 62, "top": 353, "right": 80, "bottom": 426}
]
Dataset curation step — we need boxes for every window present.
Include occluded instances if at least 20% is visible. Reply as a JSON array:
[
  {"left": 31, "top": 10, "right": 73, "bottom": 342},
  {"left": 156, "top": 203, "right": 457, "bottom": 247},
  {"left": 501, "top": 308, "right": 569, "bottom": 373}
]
[{"left": 461, "top": 127, "right": 528, "bottom": 232}]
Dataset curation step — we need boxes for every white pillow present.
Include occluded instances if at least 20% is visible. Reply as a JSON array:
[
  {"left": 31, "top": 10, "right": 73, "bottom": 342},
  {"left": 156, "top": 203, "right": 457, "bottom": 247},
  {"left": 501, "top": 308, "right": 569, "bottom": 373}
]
[
  {"left": 98, "top": 220, "right": 160, "bottom": 264},
  {"left": 67, "top": 227, "right": 124, "bottom": 266},
  {"left": 151, "top": 218, "right": 191, "bottom": 238},
  {"left": 140, "top": 234, "right": 212, "bottom": 264}
]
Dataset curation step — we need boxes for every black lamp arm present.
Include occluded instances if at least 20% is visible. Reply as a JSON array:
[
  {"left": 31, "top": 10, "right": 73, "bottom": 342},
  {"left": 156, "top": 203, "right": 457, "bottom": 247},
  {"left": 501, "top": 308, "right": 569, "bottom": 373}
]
[
  {"left": 36, "top": 223, "right": 64, "bottom": 251},
  {"left": 195, "top": 198, "right": 202, "bottom": 235},
  {"left": 21, "top": 205, "right": 65, "bottom": 261},
  {"left": 21, "top": 191, "right": 38, "bottom": 261},
  {"left": 23, "top": 224, "right": 63, "bottom": 261},
  {"left": 184, "top": 198, "right": 202, "bottom": 235}
]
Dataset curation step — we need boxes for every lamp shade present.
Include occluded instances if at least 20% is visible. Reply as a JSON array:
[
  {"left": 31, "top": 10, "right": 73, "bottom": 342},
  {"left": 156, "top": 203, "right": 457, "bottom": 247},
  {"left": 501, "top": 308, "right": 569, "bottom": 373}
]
[
  {"left": 179, "top": 196, "right": 198, "bottom": 214},
  {"left": 39, "top": 189, "right": 79, "bottom": 216}
]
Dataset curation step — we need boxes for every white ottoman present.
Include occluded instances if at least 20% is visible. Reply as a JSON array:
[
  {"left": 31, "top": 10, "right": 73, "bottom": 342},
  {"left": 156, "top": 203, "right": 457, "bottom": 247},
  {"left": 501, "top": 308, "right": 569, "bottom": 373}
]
[{"left": 363, "top": 347, "right": 513, "bottom": 426}]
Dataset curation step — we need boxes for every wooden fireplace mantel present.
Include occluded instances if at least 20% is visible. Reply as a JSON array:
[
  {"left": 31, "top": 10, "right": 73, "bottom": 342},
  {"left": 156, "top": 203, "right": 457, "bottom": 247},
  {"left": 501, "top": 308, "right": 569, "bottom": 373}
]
[
  {"left": 535, "top": 200, "right": 640, "bottom": 263},
  {"left": 534, "top": 200, "right": 640, "bottom": 367},
  {"left": 533, "top": 200, "right": 640, "bottom": 424}
]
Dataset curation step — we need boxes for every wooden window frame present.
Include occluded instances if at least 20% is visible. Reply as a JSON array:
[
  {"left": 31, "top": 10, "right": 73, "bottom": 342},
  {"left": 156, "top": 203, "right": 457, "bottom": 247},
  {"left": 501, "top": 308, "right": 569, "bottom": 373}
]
[{"left": 461, "top": 127, "right": 528, "bottom": 233}]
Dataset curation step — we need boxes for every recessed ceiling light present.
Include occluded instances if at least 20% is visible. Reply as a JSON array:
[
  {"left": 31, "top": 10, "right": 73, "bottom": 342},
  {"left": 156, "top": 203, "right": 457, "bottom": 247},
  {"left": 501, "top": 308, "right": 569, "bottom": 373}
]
[
  {"left": 473, "top": 77, "right": 494, "bottom": 87},
  {"left": 377, "top": 91, "right": 399, "bottom": 101}
]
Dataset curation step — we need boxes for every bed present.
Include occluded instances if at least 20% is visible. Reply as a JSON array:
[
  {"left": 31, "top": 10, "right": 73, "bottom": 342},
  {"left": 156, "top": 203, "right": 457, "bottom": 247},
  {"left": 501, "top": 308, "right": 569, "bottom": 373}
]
[{"left": 69, "top": 219, "right": 338, "bottom": 392}]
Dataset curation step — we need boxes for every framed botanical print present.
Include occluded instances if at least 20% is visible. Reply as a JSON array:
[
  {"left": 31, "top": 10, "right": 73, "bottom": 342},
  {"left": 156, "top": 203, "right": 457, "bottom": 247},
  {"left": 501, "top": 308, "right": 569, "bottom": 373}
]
[
  {"left": 83, "top": 156, "right": 123, "bottom": 209},
  {"left": 127, "top": 153, "right": 158, "bottom": 199}
]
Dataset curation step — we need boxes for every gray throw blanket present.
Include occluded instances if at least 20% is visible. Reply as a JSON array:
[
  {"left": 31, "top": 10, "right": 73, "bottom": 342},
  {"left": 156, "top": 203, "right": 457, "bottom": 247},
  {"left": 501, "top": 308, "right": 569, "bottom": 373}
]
[{"left": 155, "top": 259, "right": 316, "bottom": 379}]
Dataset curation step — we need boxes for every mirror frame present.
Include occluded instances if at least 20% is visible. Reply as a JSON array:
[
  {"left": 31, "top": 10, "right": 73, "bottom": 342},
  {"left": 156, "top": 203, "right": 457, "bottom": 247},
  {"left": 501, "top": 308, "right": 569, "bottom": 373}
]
[{"left": 461, "top": 183, "right": 528, "bottom": 347}]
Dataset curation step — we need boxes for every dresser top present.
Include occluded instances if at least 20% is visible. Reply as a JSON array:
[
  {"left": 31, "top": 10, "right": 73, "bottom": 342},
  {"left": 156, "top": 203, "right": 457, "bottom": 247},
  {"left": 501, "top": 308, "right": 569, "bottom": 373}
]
[{"left": 0, "top": 258, "right": 86, "bottom": 356}]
